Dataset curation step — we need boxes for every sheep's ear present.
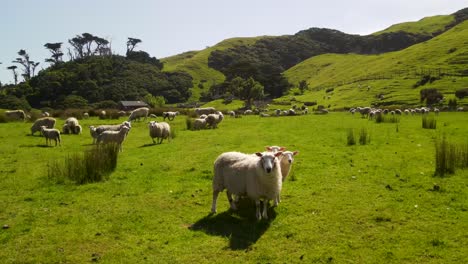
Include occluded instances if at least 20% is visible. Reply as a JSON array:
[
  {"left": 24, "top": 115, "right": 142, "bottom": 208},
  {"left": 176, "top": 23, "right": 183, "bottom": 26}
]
[
  {"left": 255, "top": 152, "right": 263, "bottom": 157},
  {"left": 275, "top": 152, "right": 283, "bottom": 157},
  {"left": 266, "top": 146, "right": 272, "bottom": 151},
  {"left": 279, "top": 147, "right": 286, "bottom": 151},
  {"left": 293, "top": 151, "right": 299, "bottom": 156}
]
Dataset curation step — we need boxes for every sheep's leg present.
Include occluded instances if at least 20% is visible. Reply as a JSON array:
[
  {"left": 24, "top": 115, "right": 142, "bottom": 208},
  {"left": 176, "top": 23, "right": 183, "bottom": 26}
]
[
  {"left": 152, "top": 138, "right": 156, "bottom": 144},
  {"left": 255, "top": 200, "right": 262, "bottom": 220},
  {"left": 227, "top": 190, "right": 237, "bottom": 210},
  {"left": 211, "top": 190, "right": 219, "bottom": 213},
  {"left": 262, "top": 200, "right": 269, "bottom": 220},
  {"left": 274, "top": 194, "right": 280, "bottom": 207}
]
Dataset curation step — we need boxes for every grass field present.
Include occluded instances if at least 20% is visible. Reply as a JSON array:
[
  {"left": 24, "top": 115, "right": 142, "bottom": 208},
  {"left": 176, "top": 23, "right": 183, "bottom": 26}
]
[{"left": 1, "top": 112, "right": 467, "bottom": 263}]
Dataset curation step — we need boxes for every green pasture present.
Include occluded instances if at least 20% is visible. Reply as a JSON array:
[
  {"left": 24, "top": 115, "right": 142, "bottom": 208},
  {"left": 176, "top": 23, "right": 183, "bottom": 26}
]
[{"left": 0, "top": 112, "right": 467, "bottom": 263}]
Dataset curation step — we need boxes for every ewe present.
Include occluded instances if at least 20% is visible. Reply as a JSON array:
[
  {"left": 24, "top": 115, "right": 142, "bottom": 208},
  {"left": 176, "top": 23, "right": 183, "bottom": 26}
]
[
  {"left": 211, "top": 151, "right": 283, "bottom": 220},
  {"left": 96, "top": 125, "right": 130, "bottom": 152},
  {"left": 148, "top": 121, "right": 171, "bottom": 144},
  {"left": 128, "top": 107, "right": 149, "bottom": 122},
  {"left": 31, "top": 117, "right": 56, "bottom": 135}
]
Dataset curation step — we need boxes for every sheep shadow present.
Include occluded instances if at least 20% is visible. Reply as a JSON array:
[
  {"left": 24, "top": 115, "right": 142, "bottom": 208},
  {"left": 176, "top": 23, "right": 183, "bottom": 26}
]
[
  {"left": 139, "top": 143, "right": 159, "bottom": 148},
  {"left": 19, "top": 144, "right": 53, "bottom": 148},
  {"left": 189, "top": 199, "right": 276, "bottom": 250}
]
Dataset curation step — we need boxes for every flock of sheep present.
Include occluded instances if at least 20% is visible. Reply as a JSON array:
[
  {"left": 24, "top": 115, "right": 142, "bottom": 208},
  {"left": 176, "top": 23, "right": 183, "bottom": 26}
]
[{"left": 349, "top": 106, "right": 443, "bottom": 119}]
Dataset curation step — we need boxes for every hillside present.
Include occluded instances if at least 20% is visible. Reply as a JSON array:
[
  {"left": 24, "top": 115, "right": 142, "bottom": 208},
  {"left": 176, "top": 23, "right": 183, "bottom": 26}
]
[
  {"left": 283, "top": 20, "right": 468, "bottom": 109},
  {"left": 161, "top": 37, "right": 266, "bottom": 100},
  {"left": 373, "top": 14, "right": 455, "bottom": 36}
]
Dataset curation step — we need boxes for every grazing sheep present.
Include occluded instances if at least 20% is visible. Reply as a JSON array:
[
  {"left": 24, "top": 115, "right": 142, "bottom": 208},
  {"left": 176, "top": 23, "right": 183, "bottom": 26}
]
[
  {"left": 96, "top": 125, "right": 130, "bottom": 152},
  {"left": 193, "top": 118, "right": 207, "bottom": 130},
  {"left": 83, "top": 112, "right": 89, "bottom": 119},
  {"left": 260, "top": 113, "right": 270, "bottom": 117},
  {"left": 31, "top": 117, "right": 56, "bottom": 135},
  {"left": 228, "top": 110, "right": 236, "bottom": 117},
  {"left": 211, "top": 151, "right": 283, "bottom": 220},
  {"left": 244, "top": 110, "right": 253, "bottom": 115},
  {"left": 163, "top": 111, "right": 179, "bottom": 121},
  {"left": 74, "top": 124, "right": 82, "bottom": 135},
  {"left": 148, "top": 121, "right": 171, "bottom": 144},
  {"left": 62, "top": 124, "right": 71, "bottom": 134},
  {"left": 100, "top": 110, "right": 106, "bottom": 119},
  {"left": 5, "top": 110, "right": 26, "bottom": 121},
  {"left": 275, "top": 109, "right": 281, "bottom": 116},
  {"left": 41, "top": 112, "right": 50, "bottom": 117},
  {"left": 149, "top": 114, "right": 157, "bottom": 118},
  {"left": 128, "top": 107, "right": 149, "bottom": 122},
  {"left": 434, "top": 108, "right": 440, "bottom": 115},
  {"left": 118, "top": 110, "right": 127, "bottom": 117},
  {"left": 206, "top": 111, "right": 224, "bottom": 129},
  {"left": 65, "top": 117, "right": 79, "bottom": 130},
  {"left": 195, "top": 107, "right": 216, "bottom": 116},
  {"left": 199, "top": 114, "right": 208, "bottom": 119},
  {"left": 40, "top": 126, "right": 61, "bottom": 146}
]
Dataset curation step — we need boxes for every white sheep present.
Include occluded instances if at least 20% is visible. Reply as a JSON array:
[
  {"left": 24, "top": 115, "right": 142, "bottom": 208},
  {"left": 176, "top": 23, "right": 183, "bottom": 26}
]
[
  {"left": 99, "top": 110, "right": 106, "bottom": 119},
  {"left": 228, "top": 110, "right": 236, "bottom": 117},
  {"left": 128, "top": 107, "right": 149, "bottom": 122},
  {"left": 148, "top": 121, "right": 171, "bottom": 144},
  {"left": 40, "top": 126, "right": 61, "bottom": 146},
  {"left": 65, "top": 117, "right": 79, "bottom": 132},
  {"left": 90, "top": 121, "right": 131, "bottom": 144},
  {"left": 31, "top": 117, "right": 56, "bottom": 135},
  {"left": 195, "top": 107, "right": 216, "bottom": 116},
  {"left": 266, "top": 146, "right": 286, "bottom": 153},
  {"left": 5, "top": 110, "right": 26, "bottom": 121},
  {"left": 275, "top": 150, "right": 299, "bottom": 205},
  {"left": 149, "top": 114, "right": 157, "bottom": 118},
  {"left": 211, "top": 151, "right": 283, "bottom": 220},
  {"left": 96, "top": 125, "right": 130, "bottom": 152},
  {"left": 163, "top": 111, "right": 179, "bottom": 121},
  {"left": 193, "top": 118, "right": 207, "bottom": 130},
  {"left": 206, "top": 111, "right": 224, "bottom": 129},
  {"left": 41, "top": 112, "right": 50, "bottom": 117},
  {"left": 83, "top": 112, "right": 89, "bottom": 119},
  {"left": 74, "top": 124, "right": 82, "bottom": 135}
]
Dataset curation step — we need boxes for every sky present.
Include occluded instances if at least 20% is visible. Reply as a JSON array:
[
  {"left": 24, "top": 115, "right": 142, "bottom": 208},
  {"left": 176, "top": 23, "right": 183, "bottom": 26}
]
[{"left": 1, "top": 0, "right": 467, "bottom": 84}]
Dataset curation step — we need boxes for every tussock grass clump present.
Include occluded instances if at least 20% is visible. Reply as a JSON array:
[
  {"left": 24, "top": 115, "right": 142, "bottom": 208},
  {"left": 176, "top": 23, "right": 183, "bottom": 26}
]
[
  {"left": 186, "top": 117, "right": 193, "bottom": 130},
  {"left": 434, "top": 135, "right": 468, "bottom": 176},
  {"left": 347, "top": 129, "right": 356, "bottom": 146},
  {"left": 422, "top": 115, "right": 437, "bottom": 129},
  {"left": 48, "top": 143, "right": 119, "bottom": 184},
  {"left": 375, "top": 114, "right": 400, "bottom": 124},
  {"left": 359, "top": 127, "right": 371, "bottom": 145}
]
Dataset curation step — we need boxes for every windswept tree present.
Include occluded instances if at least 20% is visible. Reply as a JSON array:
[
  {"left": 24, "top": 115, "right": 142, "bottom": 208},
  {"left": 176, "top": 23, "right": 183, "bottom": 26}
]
[
  {"left": 126, "top": 37, "right": 142, "bottom": 54},
  {"left": 7, "top": 65, "right": 18, "bottom": 85},
  {"left": 12, "top": 49, "right": 38, "bottom": 81},
  {"left": 94, "top": 36, "right": 111, "bottom": 56},
  {"left": 68, "top": 33, "right": 111, "bottom": 59},
  {"left": 68, "top": 35, "right": 86, "bottom": 59},
  {"left": 44, "top": 42, "right": 64, "bottom": 65}
]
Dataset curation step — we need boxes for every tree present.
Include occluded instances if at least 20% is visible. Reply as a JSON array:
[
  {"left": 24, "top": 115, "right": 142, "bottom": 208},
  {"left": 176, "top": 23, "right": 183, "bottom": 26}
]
[
  {"left": 44, "top": 42, "right": 64, "bottom": 65},
  {"left": 241, "top": 77, "right": 264, "bottom": 108},
  {"left": 12, "top": 49, "right": 38, "bottom": 81},
  {"left": 298, "top": 80, "right": 309, "bottom": 94},
  {"left": 126, "top": 37, "right": 142, "bottom": 54},
  {"left": 7, "top": 65, "right": 18, "bottom": 85}
]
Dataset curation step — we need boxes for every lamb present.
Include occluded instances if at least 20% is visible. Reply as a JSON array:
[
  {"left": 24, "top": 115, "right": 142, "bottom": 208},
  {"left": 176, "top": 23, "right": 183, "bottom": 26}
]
[
  {"left": 40, "top": 126, "right": 61, "bottom": 146},
  {"left": 275, "top": 150, "right": 299, "bottom": 205},
  {"left": 193, "top": 118, "right": 207, "bottom": 130},
  {"left": 5, "top": 110, "right": 26, "bottom": 121},
  {"left": 195, "top": 107, "right": 216, "bottom": 116},
  {"left": 31, "top": 117, "right": 56, "bottom": 135},
  {"left": 148, "top": 121, "right": 171, "bottom": 144},
  {"left": 211, "top": 151, "right": 283, "bottom": 220},
  {"left": 206, "top": 111, "right": 224, "bottom": 129},
  {"left": 96, "top": 125, "right": 130, "bottom": 152},
  {"left": 128, "top": 107, "right": 149, "bottom": 122},
  {"left": 163, "top": 111, "right": 179, "bottom": 121}
]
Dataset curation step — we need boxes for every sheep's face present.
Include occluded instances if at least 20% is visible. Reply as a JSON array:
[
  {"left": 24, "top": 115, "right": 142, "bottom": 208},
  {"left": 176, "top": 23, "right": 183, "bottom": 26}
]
[
  {"left": 256, "top": 152, "right": 282, "bottom": 174},
  {"left": 281, "top": 151, "right": 299, "bottom": 164}
]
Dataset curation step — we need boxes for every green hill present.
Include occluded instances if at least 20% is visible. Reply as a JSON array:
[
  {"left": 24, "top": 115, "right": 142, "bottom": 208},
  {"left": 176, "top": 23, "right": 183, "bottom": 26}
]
[
  {"left": 283, "top": 20, "right": 468, "bottom": 109},
  {"left": 373, "top": 15, "right": 455, "bottom": 36},
  {"left": 161, "top": 37, "right": 266, "bottom": 100}
]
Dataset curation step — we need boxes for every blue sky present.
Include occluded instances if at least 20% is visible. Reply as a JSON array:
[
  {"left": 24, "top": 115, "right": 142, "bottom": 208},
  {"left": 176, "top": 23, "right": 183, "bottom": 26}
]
[{"left": 1, "top": 0, "right": 467, "bottom": 84}]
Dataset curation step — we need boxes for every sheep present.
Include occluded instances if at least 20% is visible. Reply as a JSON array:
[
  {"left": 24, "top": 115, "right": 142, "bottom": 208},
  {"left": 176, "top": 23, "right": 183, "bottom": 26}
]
[
  {"left": 199, "top": 114, "right": 208, "bottom": 119},
  {"left": 5, "top": 110, "right": 26, "bottom": 121},
  {"left": 260, "top": 113, "right": 270, "bottom": 117},
  {"left": 275, "top": 109, "right": 281, "bottom": 116},
  {"left": 40, "top": 126, "right": 61, "bottom": 146},
  {"left": 96, "top": 125, "right": 130, "bottom": 152},
  {"left": 90, "top": 121, "right": 131, "bottom": 144},
  {"left": 31, "top": 117, "right": 56, "bottom": 135},
  {"left": 275, "top": 151, "right": 298, "bottom": 205},
  {"left": 99, "top": 110, "right": 106, "bottom": 119},
  {"left": 118, "top": 110, "right": 127, "bottom": 117},
  {"left": 83, "top": 112, "right": 89, "bottom": 119},
  {"left": 195, "top": 107, "right": 216, "bottom": 116},
  {"left": 41, "top": 112, "right": 50, "bottom": 117},
  {"left": 148, "top": 121, "right": 171, "bottom": 144},
  {"left": 128, "top": 107, "right": 149, "bottom": 122},
  {"left": 206, "top": 111, "right": 224, "bottom": 129},
  {"left": 65, "top": 117, "right": 79, "bottom": 130},
  {"left": 211, "top": 151, "right": 283, "bottom": 220},
  {"left": 434, "top": 108, "right": 440, "bottom": 115},
  {"left": 163, "top": 111, "right": 179, "bottom": 121},
  {"left": 193, "top": 118, "right": 207, "bottom": 130},
  {"left": 62, "top": 124, "right": 71, "bottom": 134},
  {"left": 149, "top": 114, "right": 157, "bottom": 118},
  {"left": 244, "top": 109, "right": 253, "bottom": 115},
  {"left": 266, "top": 146, "right": 286, "bottom": 153},
  {"left": 228, "top": 110, "right": 236, "bottom": 117}
]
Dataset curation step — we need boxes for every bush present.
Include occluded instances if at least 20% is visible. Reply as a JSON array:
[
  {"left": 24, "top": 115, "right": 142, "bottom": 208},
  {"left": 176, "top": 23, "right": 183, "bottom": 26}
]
[
  {"left": 455, "top": 88, "right": 468, "bottom": 99},
  {"left": 48, "top": 144, "right": 119, "bottom": 184},
  {"left": 420, "top": 88, "right": 443, "bottom": 105}
]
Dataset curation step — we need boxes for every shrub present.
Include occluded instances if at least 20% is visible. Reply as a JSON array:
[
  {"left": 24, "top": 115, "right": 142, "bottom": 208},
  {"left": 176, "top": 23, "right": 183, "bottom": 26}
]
[
  {"left": 455, "top": 88, "right": 468, "bottom": 99},
  {"left": 48, "top": 144, "right": 119, "bottom": 184},
  {"left": 420, "top": 88, "right": 443, "bottom": 105},
  {"left": 422, "top": 116, "right": 436, "bottom": 129}
]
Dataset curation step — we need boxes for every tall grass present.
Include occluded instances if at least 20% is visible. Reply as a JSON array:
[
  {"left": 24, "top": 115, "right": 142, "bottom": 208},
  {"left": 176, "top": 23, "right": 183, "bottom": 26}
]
[
  {"left": 434, "top": 135, "right": 468, "bottom": 176},
  {"left": 359, "top": 127, "right": 371, "bottom": 145},
  {"left": 375, "top": 114, "right": 400, "bottom": 123},
  {"left": 347, "top": 129, "right": 356, "bottom": 145},
  {"left": 422, "top": 115, "right": 437, "bottom": 129},
  {"left": 48, "top": 143, "right": 119, "bottom": 184}
]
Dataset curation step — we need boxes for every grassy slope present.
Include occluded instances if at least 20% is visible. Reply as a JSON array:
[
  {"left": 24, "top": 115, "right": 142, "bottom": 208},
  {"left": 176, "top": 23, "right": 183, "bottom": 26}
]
[
  {"left": 0, "top": 113, "right": 467, "bottom": 263},
  {"left": 284, "top": 20, "right": 468, "bottom": 109},
  {"left": 373, "top": 15, "right": 455, "bottom": 36},
  {"left": 161, "top": 37, "right": 266, "bottom": 101}
]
